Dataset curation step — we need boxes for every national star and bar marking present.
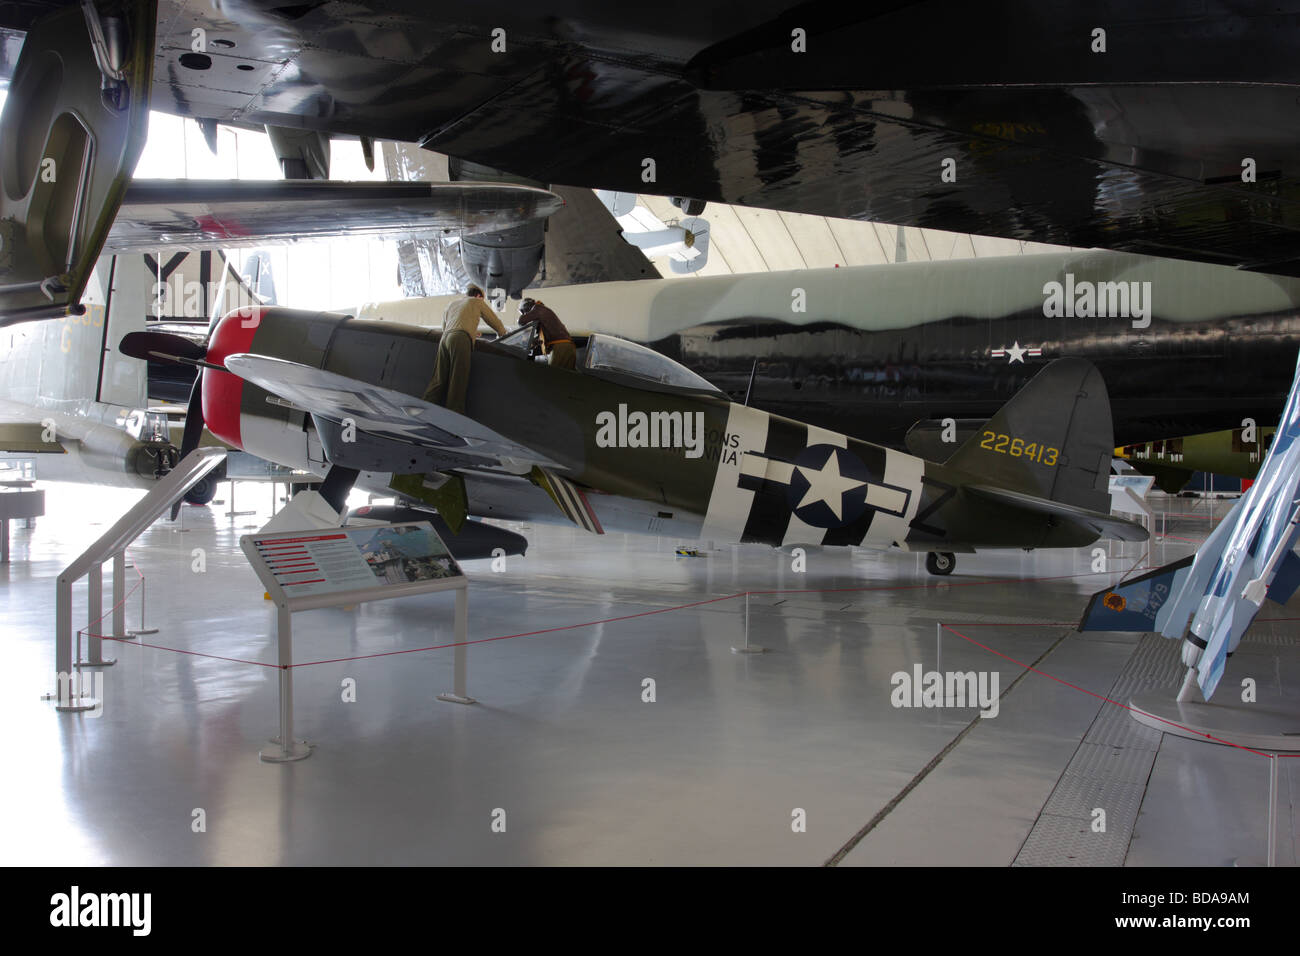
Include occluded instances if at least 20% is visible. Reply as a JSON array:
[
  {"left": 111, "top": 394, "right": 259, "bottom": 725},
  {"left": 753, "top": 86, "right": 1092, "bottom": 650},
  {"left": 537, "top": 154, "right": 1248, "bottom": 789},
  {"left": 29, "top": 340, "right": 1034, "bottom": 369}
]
[
  {"left": 991, "top": 342, "right": 1043, "bottom": 364},
  {"left": 738, "top": 440, "right": 912, "bottom": 540}
]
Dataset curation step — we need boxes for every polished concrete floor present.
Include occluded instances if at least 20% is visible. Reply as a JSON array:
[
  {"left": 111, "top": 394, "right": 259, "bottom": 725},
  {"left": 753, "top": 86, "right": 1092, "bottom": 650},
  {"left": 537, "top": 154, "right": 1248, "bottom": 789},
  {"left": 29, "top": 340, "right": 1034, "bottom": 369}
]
[{"left": 1, "top": 482, "right": 1295, "bottom": 865}]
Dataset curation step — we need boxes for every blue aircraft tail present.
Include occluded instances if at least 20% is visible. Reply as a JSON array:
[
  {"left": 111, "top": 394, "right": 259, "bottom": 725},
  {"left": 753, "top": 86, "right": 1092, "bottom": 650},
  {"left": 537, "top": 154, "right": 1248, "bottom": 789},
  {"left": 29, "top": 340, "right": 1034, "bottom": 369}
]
[
  {"left": 1079, "top": 347, "right": 1300, "bottom": 701},
  {"left": 1078, "top": 556, "right": 1193, "bottom": 633}
]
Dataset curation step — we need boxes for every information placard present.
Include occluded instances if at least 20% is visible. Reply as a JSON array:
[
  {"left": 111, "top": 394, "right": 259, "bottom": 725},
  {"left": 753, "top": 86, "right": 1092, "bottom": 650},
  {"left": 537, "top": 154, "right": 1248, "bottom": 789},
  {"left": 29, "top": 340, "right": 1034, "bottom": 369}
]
[{"left": 242, "top": 521, "right": 464, "bottom": 611}]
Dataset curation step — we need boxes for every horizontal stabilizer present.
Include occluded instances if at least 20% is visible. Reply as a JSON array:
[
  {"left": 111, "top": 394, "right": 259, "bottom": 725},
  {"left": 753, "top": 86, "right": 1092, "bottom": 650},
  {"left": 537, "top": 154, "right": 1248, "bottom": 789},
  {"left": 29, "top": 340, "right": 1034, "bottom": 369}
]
[
  {"left": 964, "top": 484, "right": 1149, "bottom": 542},
  {"left": 1078, "top": 556, "right": 1194, "bottom": 633},
  {"left": 106, "top": 180, "right": 564, "bottom": 254}
]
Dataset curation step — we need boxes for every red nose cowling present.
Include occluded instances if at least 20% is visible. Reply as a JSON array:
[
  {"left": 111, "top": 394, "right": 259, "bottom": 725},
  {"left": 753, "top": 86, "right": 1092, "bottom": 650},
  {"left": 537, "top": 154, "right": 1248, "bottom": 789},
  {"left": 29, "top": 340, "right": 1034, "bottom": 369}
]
[{"left": 201, "top": 307, "right": 265, "bottom": 449}]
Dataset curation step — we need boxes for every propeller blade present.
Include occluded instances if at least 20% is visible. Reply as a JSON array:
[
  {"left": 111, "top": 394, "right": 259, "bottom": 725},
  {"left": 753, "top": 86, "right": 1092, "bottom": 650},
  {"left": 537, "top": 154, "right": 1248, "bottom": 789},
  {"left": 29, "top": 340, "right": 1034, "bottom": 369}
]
[
  {"left": 120, "top": 330, "right": 208, "bottom": 365},
  {"left": 170, "top": 378, "right": 206, "bottom": 520}
]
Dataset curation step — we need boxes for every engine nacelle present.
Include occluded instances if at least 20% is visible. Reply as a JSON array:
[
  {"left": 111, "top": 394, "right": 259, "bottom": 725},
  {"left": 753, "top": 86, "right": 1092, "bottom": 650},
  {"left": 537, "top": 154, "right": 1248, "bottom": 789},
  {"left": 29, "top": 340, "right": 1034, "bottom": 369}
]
[{"left": 204, "top": 305, "right": 350, "bottom": 463}]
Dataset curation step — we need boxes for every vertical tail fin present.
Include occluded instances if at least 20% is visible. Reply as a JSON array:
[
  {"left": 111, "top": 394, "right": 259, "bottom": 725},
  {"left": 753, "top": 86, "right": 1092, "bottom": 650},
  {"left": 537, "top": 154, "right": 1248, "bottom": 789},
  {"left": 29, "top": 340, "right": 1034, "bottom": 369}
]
[
  {"left": 945, "top": 358, "right": 1114, "bottom": 512},
  {"left": 240, "top": 251, "right": 278, "bottom": 306}
]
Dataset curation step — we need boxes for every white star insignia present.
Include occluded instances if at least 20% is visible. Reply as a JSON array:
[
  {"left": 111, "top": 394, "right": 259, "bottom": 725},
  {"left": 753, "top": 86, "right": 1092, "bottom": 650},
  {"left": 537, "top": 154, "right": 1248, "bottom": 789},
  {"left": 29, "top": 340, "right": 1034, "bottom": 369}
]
[
  {"left": 795, "top": 449, "right": 864, "bottom": 521},
  {"left": 1005, "top": 341, "right": 1027, "bottom": 364}
]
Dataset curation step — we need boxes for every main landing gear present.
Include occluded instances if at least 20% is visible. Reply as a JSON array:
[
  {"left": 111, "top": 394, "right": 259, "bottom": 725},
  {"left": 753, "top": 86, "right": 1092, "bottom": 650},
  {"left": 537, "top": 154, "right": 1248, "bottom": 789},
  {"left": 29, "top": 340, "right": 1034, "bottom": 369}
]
[
  {"left": 926, "top": 552, "right": 956, "bottom": 576},
  {"left": 183, "top": 473, "right": 218, "bottom": 506}
]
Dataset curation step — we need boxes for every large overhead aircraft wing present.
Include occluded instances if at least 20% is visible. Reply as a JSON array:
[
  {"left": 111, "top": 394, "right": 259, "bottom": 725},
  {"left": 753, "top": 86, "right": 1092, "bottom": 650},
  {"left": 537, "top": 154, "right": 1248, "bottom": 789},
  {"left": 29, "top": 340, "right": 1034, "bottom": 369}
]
[
  {"left": 0, "top": 3, "right": 153, "bottom": 324},
  {"left": 106, "top": 180, "right": 564, "bottom": 254},
  {"left": 42, "top": 1, "right": 1288, "bottom": 276},
  {"left": 220, "top": 353, "right": 561, "bottom": 473}
]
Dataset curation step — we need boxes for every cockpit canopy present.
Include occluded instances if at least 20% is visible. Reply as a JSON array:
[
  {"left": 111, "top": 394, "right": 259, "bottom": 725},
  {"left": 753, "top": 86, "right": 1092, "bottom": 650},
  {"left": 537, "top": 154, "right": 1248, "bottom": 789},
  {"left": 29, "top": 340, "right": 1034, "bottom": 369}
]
[
  {"left": 583, "top": 334, "right": 722, "bottom": 396},
  {"left": 494, "top": 327, "right": 724, "bottom": 398}
]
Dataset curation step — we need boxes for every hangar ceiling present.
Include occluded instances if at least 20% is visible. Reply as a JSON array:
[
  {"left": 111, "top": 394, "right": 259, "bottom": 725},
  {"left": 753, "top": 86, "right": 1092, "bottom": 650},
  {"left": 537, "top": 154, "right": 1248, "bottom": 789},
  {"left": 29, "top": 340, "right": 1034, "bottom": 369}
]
[{"left": 633, "top": 193, "right": 1075, "bottom": 278}]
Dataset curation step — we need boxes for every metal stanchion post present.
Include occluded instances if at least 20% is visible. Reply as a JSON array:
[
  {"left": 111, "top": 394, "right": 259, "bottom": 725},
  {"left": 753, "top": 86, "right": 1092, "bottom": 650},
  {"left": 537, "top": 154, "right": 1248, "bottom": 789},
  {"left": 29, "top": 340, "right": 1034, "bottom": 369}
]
[
  {"left": 439, "top": 588, "right": 477, "bottom": 704},
  {"left": 1268, "top": 755, "right": 1279, "bottom": 868},
  {"left": 127, "top": 571, "right": 158, "bottom": 637},
  {"left": 47, "top": 578, "right": 87, "bottom": 710},
  {"left": 81, "top": 562, "right": 115, "bottom": 667},
  {"left": 112, "top": 551, "right": 125, "bottom": 641},
  {"left": 46, "top": 610, "right": 99, "bottom": 712},
  {"left": 226, "top": 479, "right": 255, "bottom": 519},
  {"left": 261, "top": 604, "right": 312, "bottom": 762},
  {"left": 732, "top": 591, "right": 766, "bottom": 653}
]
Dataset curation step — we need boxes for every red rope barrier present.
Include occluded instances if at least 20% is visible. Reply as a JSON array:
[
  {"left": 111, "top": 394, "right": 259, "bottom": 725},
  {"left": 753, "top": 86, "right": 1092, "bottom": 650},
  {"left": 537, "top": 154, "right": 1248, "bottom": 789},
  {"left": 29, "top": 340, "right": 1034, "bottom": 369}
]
[
  {"left": 73, "top": 547, "right": 1295, "bottom": 763},
  {"left": 939, "top": 622, "right": 1281, "bottom": 759}
]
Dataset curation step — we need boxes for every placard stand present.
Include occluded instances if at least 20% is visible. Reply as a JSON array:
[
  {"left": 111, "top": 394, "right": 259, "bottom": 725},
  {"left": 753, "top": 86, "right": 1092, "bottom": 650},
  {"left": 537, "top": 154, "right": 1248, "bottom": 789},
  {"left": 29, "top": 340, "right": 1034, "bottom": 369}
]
[{"left": 242, "top": 521, "right": 472, "bottom": 763}]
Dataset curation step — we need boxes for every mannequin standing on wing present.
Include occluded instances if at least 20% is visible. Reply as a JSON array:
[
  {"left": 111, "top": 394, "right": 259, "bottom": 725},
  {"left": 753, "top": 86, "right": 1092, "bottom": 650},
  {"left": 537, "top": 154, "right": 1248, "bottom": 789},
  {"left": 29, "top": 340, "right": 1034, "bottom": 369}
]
[
  {"left": 518, "top": 297, "right": 576, "bottom": 370},
  {"left": 423, "top": 284, "right": 508, "bottom": 414}
]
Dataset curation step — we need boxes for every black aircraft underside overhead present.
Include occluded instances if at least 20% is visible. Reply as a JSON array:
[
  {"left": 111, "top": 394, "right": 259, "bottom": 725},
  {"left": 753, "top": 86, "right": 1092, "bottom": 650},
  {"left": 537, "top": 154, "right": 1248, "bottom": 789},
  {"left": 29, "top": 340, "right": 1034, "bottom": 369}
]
[
  {"left": 0, "top": 1, "right": 1267, "bottom": 276},
  {"left": 652, "top": 309, "right": 1300, "bottom": 450}
]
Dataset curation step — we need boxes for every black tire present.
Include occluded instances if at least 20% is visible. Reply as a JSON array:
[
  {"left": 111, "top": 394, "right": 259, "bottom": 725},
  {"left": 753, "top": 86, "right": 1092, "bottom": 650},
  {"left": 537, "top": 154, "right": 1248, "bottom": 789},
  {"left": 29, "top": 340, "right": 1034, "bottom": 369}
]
[
  {"left": 926, "top": 551, "right": 956, "bottom": 576},
  {"left": 184, "top": 473, "right": 218, "bottom": 505},
  {"left": 671, "top": 196, "right": 707, "bottom": 216}
]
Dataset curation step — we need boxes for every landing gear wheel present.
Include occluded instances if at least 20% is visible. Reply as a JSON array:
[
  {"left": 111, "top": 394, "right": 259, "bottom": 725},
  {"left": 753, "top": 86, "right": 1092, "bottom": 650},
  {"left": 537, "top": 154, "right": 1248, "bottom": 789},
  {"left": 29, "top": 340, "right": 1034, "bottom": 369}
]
[
  {"left": 184, "top": 473, "right": 217, "bottom": 506},
  {"left": 926, "top": 551, "right": 955, "bottom": 576},
  {"left": 671, "top": 196, "right": 706, "bottom": 216}
]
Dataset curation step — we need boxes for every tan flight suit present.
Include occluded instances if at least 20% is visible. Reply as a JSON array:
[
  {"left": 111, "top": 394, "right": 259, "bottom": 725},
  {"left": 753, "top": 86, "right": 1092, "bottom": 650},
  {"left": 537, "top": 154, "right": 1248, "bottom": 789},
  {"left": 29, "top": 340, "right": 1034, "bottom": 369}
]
[
  {"left": 548, "top": 339, "right": 577, "bottom": 370},
  {"left": 423, "top": 295, "right": 507, "bottom": 414}
]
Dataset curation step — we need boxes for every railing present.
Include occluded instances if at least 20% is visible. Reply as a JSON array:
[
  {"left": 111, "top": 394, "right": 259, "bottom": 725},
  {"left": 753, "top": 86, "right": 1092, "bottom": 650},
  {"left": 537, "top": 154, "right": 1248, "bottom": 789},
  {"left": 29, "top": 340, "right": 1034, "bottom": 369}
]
[{"left": 51, "top": 447, "right": 226, "bottom": 710}]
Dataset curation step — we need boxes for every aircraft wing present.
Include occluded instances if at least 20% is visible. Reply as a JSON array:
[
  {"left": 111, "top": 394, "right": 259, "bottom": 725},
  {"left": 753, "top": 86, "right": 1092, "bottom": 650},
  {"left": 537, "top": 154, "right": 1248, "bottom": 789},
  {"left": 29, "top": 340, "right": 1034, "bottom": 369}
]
[
  {"left": 963, "top": 484, "right": 1149, "bottom": 542},
  {"left": 70, "top": 4, "right": 1299, "bottom": 275},
  {"left": 220, "top": 353, "right": 561, "bottom": 472},
  {"left": 105, "top": 181, "right": 565, "bottom": 254}
]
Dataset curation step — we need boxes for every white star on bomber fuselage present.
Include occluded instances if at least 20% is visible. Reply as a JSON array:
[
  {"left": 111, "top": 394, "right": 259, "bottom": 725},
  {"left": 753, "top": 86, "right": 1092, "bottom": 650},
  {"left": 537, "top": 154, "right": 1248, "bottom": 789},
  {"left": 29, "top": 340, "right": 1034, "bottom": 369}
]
[
  {"left": 1005, "top": 341, "right": 1027, "bottom": 363},
  {"left": 795, "top": 449, "right": 865, "bottom": 520}
]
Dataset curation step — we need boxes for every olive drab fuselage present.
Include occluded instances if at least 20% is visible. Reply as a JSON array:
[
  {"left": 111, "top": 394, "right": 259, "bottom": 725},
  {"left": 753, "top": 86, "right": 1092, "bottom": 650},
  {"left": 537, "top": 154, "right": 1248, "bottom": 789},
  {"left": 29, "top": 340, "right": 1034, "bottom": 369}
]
[{"left": 205, "top": 309, "right": 1120, "bottom": 553}]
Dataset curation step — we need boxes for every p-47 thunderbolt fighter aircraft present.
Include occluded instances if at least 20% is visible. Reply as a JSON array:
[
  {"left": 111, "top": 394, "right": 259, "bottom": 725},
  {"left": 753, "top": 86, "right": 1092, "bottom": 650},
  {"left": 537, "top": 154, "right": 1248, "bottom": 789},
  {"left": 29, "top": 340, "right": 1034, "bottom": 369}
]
[
  {"left": 122, "top": 308, "right": 1145, "bottom": 574},
  {"left": 1080, "top": 349, "right": 1300, "bottom": 700}
]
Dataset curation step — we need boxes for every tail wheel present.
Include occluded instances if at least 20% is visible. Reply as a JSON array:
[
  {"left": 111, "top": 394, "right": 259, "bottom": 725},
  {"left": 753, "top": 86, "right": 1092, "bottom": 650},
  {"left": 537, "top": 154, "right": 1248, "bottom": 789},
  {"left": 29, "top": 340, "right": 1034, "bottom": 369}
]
[{"left": 926, "top": 551, "right": 956, "bottom": 576}]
